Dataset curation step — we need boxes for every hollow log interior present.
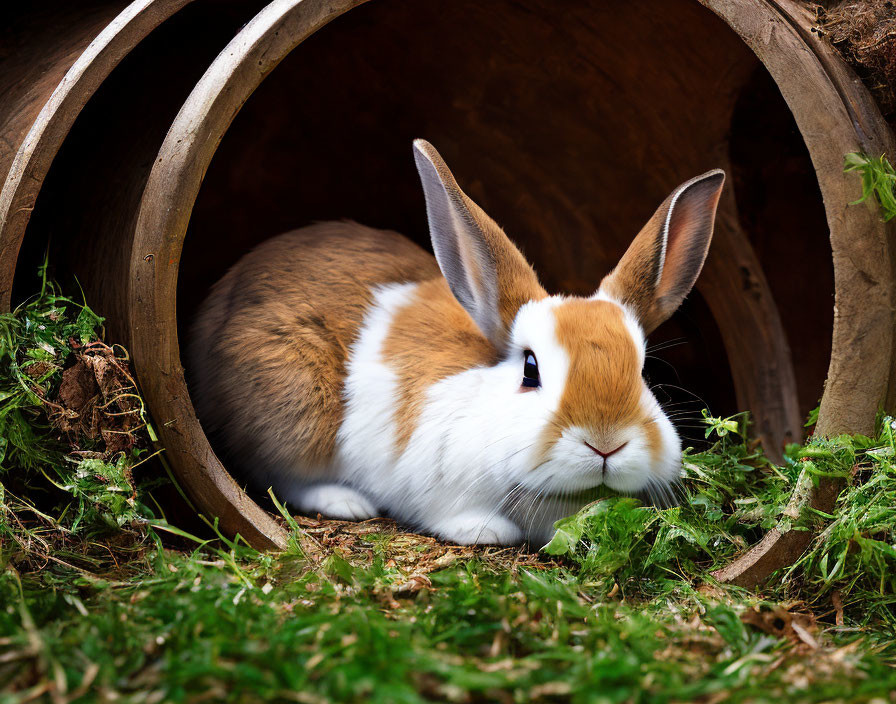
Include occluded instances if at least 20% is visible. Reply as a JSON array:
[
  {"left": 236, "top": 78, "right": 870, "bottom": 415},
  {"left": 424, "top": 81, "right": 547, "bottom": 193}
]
[{"left": 0, "top": 0, "right": 130, "bottom": 180}]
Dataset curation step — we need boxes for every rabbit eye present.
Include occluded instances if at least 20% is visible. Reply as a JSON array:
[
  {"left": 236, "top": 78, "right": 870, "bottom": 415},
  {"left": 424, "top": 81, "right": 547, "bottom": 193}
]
[{"left": 522, "top": 350, "right": 540, "bottom": 388}]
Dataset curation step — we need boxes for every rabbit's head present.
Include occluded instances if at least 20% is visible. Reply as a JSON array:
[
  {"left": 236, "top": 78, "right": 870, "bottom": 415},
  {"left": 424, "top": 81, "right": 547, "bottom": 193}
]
[{"left": 413, "top": 140, "right": 724, "bottom": 513}]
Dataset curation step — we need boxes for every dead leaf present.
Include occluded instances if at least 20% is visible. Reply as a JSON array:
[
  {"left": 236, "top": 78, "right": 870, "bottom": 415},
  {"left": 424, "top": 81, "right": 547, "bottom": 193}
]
[
  {"left": 50, "top": 341, "right": 143, "bottom": 458},
  {"left": 831, "top": 590, "right": 845, "bottom": 627},
  {"left": 530, "top": 682, "right": 572, "bottom": 698},
  {"left": 57, "top": 360, "right": 98, "bottom": 416},
  {"left": 741, "top": 604, "right": 819, "bottom": 650},
  {"left": 392, "top": 573, "right": 432, "bottom": 597}
]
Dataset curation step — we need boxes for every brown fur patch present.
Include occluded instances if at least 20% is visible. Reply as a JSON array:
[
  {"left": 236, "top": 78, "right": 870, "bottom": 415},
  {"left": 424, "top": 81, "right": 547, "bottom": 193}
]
[
  {"left": 536, "top": 299, "right": 654, "bottom": 461},
  {"left": 553, "top": 300, "right": 643, "bottom": 437},
  {"left": 382, "top": 278, "right": 498, "bottom": 454},
  {"left": 188, "top": 222, "right": 440, "bottom": 482},
  {"left": 643, "top": 416, "right": 662, "bottom": 465}
]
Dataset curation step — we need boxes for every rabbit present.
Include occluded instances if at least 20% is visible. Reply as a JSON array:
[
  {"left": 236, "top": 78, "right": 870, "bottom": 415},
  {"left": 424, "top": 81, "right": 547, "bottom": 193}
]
[{"left": 188, "top": 139, "right": 725, "bottom": 546}]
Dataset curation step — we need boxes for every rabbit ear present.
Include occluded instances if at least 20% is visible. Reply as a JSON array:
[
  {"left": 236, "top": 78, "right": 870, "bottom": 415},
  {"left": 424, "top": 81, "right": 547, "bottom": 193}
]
[
  {"left": 597, "top": 169, "right": 725, "bottom": 335},
  {"left": 413, "top": 139, "right": 545, "bottom": 348}
]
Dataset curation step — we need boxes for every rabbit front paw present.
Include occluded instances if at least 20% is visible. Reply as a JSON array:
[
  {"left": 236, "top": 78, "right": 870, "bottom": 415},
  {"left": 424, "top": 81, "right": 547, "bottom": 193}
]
[
  {"left": 296, "top": 484, "right": 378, "bottom": 521},
  {"left": 435, "top": 512, "right": 523, "bottom": 546}
]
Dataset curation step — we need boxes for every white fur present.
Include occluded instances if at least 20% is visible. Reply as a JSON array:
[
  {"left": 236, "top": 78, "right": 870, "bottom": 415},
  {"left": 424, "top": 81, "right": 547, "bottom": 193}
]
[
  {"left": 286, "top": 283, "right": 415, "bottom": 513},
  {"left": 317, "top": 292, "right": 682, "bottom": 547},
  {"left": 326, "top": 295, "right": 573, "bottom": 544},
  {"left": 333, "top": 281, "right": 416, "bottom": 478},
  {"left": 641, "top": 385, "right": 682, "bottom": 486},
  {"left": 295, "top": 484, "right": 377, "bottom": 521}
]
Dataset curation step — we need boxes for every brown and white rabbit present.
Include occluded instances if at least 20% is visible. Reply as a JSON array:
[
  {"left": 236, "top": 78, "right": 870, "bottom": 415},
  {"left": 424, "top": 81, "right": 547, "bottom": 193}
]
[{"left": 188, "top": 140, "right": 724, "bottom": 546}]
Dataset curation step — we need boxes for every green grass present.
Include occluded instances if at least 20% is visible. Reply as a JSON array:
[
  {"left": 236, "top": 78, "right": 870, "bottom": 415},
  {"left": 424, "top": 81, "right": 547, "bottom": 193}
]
[
  {"left": 844, "top": 152, "right": 896, "bottom": 221},
  {"left": 4, "top": 543, "right": 895, "bottom": 703},
  {"left": 2, "top": 280, "right": 896, "bottom": 702}
]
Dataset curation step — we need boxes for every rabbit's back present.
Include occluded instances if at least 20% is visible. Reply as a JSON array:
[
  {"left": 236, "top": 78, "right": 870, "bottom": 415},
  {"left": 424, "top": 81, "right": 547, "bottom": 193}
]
[{"left": 188, "top": 221, "right": 439, "bottom": 485}]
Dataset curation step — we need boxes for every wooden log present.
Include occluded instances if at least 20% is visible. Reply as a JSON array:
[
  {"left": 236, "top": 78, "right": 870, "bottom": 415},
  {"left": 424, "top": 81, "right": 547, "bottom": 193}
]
[
  {"left": 129, "top": 0, "right": 797, "bottom": 554},
  {"left": 2, "top": 0, "right": 894, "bottom": 576},
  {"left": 0, "top": 0, "right": 291, "bottom": 548}
]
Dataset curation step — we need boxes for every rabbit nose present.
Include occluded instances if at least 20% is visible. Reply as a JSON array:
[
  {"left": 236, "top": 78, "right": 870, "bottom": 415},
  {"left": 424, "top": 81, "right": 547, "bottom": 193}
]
[{"left": 584, "top": 441, "right": 628, "bottom": 459}]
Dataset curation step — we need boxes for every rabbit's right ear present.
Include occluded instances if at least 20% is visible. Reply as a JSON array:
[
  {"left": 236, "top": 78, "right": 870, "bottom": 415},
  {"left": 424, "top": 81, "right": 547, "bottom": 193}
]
[
  {"left": 413, "top": 140, "right": 545, "bottom": 348},
  {"left": 597, "top": 170, "right": 725, "bottom": 335}
]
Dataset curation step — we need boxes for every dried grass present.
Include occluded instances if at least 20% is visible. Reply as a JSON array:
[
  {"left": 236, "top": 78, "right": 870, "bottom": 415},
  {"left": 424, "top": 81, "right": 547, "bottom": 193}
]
[{"left": 814, "top": 0, "right": 896, "bottom": 117}]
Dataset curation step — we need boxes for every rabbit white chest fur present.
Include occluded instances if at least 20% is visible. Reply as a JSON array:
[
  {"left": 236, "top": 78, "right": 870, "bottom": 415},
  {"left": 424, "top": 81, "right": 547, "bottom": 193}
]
[
  {"left": 189, "top": 140, "right": 724, "bottom": 546},
  {"left": 336, "top": 280, "right": 535, "bottom": 544}
]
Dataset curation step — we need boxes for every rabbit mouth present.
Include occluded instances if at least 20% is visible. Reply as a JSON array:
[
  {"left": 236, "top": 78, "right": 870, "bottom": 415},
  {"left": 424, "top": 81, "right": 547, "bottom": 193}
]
[{"left": 584, "top": 440, "right": 629, "bottom": 461}]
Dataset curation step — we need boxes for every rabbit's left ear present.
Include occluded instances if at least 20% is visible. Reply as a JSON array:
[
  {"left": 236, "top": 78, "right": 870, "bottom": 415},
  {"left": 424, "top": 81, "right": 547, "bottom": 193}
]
[
  {"left": 597, "top": 169, "right": 725, "bottom": 335},
  {"left": 413, "top": 139, "right": 545, "bottom": 348}
]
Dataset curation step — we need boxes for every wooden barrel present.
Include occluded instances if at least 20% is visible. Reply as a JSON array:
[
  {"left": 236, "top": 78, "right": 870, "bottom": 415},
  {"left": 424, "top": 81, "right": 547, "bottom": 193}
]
[{"left": 2, "top": 0, "right": 894, "bottom": 577}]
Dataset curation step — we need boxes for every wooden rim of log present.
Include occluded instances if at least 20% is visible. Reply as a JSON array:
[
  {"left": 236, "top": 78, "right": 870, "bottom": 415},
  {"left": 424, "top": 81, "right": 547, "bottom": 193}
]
[
  {"left": 0, "top": 0, "right": 195, "bottom": 307},
  {"left": 128, "top": 0, "right": 895, "bottom": 568},
  {"left": 130, "top": 0, "right": 366, "bottom": 550}
]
